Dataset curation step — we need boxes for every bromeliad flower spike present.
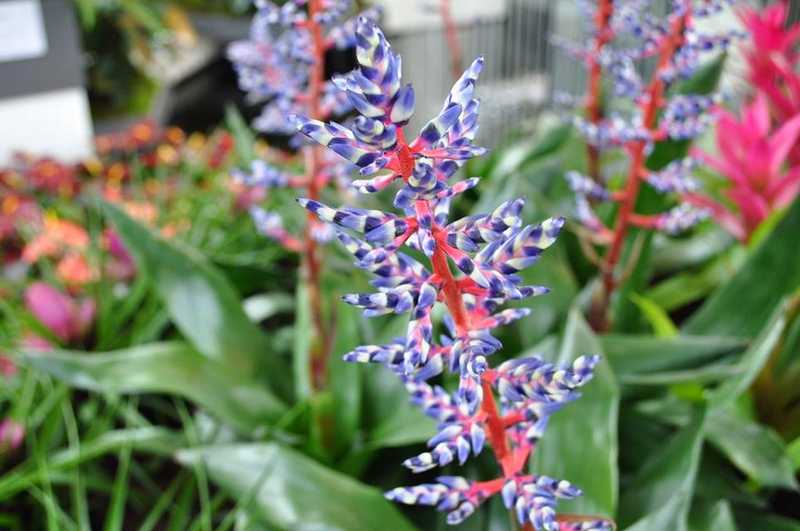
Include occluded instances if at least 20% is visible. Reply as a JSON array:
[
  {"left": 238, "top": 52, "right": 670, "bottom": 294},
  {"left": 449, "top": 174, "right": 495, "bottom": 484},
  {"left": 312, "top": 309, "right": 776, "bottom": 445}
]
[
  {"left": 297, "top": 17, "right": 613, "bottom": 530},
  {"left": 557, "top": 0, "right": 744, "bottom": 328}
]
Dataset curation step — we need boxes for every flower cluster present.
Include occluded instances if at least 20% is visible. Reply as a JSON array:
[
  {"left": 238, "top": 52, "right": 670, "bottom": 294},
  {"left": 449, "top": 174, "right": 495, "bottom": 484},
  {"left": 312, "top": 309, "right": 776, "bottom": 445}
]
[
  {"left": 560, "top": 0, "right": 743, "bottom": 247},
  {"left": 685, "top": 93, "right": 800, "bottom": 242},
  {"left": 740, "top": 1, "right": 800, "bottom": 166},
  {"left": 298, "top": 17, "right": 611, "bottom": 530},
  {"left": 680, "top": 2, "right": 800, "bottom": 242},
  {"left": 228, "top": 0, "right": 375, "bottom": 251}
]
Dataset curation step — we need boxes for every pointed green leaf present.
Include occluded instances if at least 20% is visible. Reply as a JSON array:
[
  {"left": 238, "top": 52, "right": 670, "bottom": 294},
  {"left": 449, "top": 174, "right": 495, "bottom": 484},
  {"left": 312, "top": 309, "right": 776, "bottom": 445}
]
[
  {"left": 685, "top": 199, "right": 800, "bottom": 337},
  {"left": 629, "top": 293, "right": 678, "bottom": 337},
  {"left": 531, "top": 309, "right": 619, "bottom": 517},
  {"left": 619, "top": 408, "right": 706, "bottom": 530},
  {"left": 601, "top": 335, "right": 746, "bottom": 375},
  {"left": 102, "top": 201, "right": 290, "bottom": 400},
  {"left": 21, "top": 342, "right": 285, "bottom": 432},
  {"left": 707, "top": 407, "right": 798, "bottom": 489},
  {"left": 176, "top": 443, "right": 415, "bottom": 531}
]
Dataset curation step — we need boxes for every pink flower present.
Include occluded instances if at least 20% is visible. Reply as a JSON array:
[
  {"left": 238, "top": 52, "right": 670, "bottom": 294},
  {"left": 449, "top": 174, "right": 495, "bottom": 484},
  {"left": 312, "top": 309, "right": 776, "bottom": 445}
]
[
  {"left": 0, "top": 419, "right": 24, "bottom": 453},
  {"left": 104, "top": 228, "right": 136, "bottom": 281},
  {"left": 0, "top": 356, "right": 15, "bottom": 378},
  {"left": 24, "top": 282, "right": 95, "bottom": 345},
  {"left": 739, "top": 2, "right": 800, "bottom": 164},
  {"left": 687, "top": 94, "right": 800, "bottom": 241}
]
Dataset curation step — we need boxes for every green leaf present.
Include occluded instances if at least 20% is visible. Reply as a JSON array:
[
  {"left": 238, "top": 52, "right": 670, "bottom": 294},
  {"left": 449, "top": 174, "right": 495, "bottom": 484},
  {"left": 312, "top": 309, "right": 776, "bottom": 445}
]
[
  {"left": 618, "top": 408, "right": 706, "bottom": 530},
  {"left": 328, "top": 303, "right": 362, "bottom": 456},
  {"left": 689, "top": 500, "right": 737, "bottom": 531},
  {"left": 485, "top": 123, "right": 572, "bottom": 181},
  {"left": 706, "top": 407, "right": 798, "bottom": 489},
  {"left": 531, "top": 309, "right": 619, "bottom": 517},
  {"left": 707, "top": 301, "right": 789, "bottom": 408},
  {"left": 646, "top": 246, "right": 744, "bottom": 311},
  {"left": 629, "top": 293, "right": 678, "bottom": 337},
  {"left": 685, "top": 199, "right": 800, "bottom": 337},
  {"left": 734, "top": 510, "right": 800, "bottom": 531},
  {"left": 292, "top": 282, "right": 313, "bottom": 399},
  {"left": 602, "top": 334, "right": 746, "bottom": 375},
  {"left": 103, "top": 201, "right": 289, "bottom": 400},
  {"left": 21, "top": 342, "right": 286, "bottom": 432},
  {"left": 176, "top": 443, "right": 415, "bottom": 531},
  {"left": 225, "top": 105, "right": 257, "bottom": 164},
  {"left": 0, "top": 428, "right": 183, "bottom": 501},
  {"left": 789, "top": 436, "right": 800, "bottom": 471},
  {"left": 243, "top": 293, "right": 293, "bottom": 323}
]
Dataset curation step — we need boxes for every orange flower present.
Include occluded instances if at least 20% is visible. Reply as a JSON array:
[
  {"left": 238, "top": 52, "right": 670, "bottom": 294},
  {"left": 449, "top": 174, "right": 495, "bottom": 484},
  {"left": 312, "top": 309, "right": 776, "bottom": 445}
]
[
  {"left": 122, "top": 201, "right": 158, "bottom": 225},
  {"left": 56, "top": 253, "right": 96, "bottom": 286},
  {"left": 22, "top": 216, "right": 88, "bottom": 263}
]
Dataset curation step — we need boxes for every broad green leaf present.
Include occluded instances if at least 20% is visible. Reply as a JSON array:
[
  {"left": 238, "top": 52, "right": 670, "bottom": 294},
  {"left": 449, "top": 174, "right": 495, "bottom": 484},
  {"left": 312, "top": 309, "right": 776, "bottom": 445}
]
[
  {"left": 688, "top": 500, "right": 737, "bottom": 531},
  {"left": 22, "top": 342, "right": 286, "bottom": 432},
  {"left": 618, "top": 362, "right": 739, "bottom": 386},
  {"left": 646, "top": 246, "right": 744, "bottom": 311},
  {"left": 707, "top": 407, "right": 797, "bottom": 489},
  {"left": 735, "top": 510, "right": 800, "bottom": 531},
  {"left": 176, "top": 443, "right": 415, "bottom": 531},
  {"left": 685, "top": 199, "right": 800, "bottom": 336},
  {"left": 618, "top": 408, "right": 706, "bottom": 530},
  {"left": 629, "top": 293, "right": 678, "bottom": 337},
  {"left": 707, "top": 301, "right": 789, "bottom": 408},
  {"left": 485, "top": 123, "right": 572, "bottom": 181},
  {"left": 650, "top": 228, "right": 733, "bottom": 273},
  {"left": 601, "top": 335, "right": 746, "bottom": 375},
  {"left": 531, "top": 309, "right": 619, "bottom": 517},
  {"left": 103, "top": 201, "right": 289, "bottom": 400}
]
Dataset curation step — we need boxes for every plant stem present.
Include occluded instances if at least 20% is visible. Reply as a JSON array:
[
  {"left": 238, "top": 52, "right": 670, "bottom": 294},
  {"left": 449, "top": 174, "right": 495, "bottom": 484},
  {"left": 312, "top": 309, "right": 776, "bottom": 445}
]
[
  {"left": 585, "top": 0, "right": 614, "bottom": 181},
  {"left": 304, "top": 0, "right": 332, "bottom": 392},
  {"left": 595, "top": 7, "right": 691, "bottom": 331},
  {"left": 440, "top": 0, "right": 464, "bottom": 81}
]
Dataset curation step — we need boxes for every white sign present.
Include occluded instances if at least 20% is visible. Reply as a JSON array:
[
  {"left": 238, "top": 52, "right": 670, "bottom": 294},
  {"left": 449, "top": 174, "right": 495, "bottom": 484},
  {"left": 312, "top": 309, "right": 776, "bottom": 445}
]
[
  {"left": 0, "top": 88, "right": 93, "bottom": 164},
  {"left": 0, "top": 0, "right": 48, "bottom": 63}
]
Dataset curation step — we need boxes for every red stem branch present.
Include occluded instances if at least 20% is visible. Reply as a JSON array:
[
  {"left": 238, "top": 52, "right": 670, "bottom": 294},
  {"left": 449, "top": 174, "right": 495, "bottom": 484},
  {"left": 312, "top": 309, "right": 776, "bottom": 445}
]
[
  {"left": 595, "top": 7, "right": 691, "bottom": 331},
  {"left": 440, "top": 0, "right": 464, "bottom": 81},
  {"left": 585, "top": 0, "right": 614, "bottom": 181},
  {"left": 304, "top": 0, "right": 331, "bottom": 391}
]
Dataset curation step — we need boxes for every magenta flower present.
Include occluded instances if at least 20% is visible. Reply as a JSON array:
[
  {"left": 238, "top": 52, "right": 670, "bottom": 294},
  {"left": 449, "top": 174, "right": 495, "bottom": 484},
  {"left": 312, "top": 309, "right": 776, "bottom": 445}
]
[
  {"left": 24, "top": 282, "right": 95, "bottom": 345},
  {"left": 0, "top": 355, "right": 15, "bottom": 378},
  {"left": 0, "top": 419, "right": 24, "bottom": 453},
  {"left": 104, "top": 229, "right": 137, "bottom": 281},
  {"left": 687, "top": 93, "right": 800, "bottom": 241},
  {"left": 740, "top": 2, "right": 800, "bottom": 165}
]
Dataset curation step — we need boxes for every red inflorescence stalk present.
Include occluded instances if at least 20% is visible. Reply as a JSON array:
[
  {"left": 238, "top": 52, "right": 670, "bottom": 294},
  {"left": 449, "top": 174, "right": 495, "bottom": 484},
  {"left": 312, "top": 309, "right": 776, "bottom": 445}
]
[
  {"left": 585, "top": 0, "right": 615, "bottom": 181},
  {"left": 440, "top": 0, "right": 465, "bottom": 82},
  {"left": 597, "top": 7, "right": 692, "bottom": 329},
  {"left": 304, "top": 0, "right": 333, "bottom": 391},
  {"left": 394, "top": 128, "right": 523, "bottom": 516}
]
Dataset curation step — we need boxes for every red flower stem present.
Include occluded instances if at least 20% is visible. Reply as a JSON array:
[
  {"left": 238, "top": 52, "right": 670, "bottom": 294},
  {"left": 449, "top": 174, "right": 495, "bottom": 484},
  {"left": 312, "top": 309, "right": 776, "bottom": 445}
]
[
  {"left": 597, "top": 7, "right": 691, "bottom": 330},
  {"left": 396, "top": 130, "right": 513, "bottom": 488},
  {"left": 440, "top": 0, "right": 464, "bottom": 81},
  {"left": 585, "top": 0, "right": 614, "bottom": 181},
  {"left": 304, "top": 0, "right": 332, "bottom": 392}
]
